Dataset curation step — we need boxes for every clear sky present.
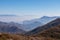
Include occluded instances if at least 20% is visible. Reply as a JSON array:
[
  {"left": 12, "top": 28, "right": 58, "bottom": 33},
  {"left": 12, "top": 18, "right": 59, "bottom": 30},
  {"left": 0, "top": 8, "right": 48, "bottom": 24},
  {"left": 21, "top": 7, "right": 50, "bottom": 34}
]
[{"left": 0, "top": 0, "right": 60, "bottom": 19}]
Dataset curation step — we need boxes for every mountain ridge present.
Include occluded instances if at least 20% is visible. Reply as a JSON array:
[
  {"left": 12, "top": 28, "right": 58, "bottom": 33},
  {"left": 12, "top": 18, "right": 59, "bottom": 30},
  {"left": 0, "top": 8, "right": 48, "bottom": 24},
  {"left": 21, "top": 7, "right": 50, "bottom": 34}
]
[
  {"left": 22, "top": 16, "right": 57, "bottom": 31},
  {"left": 25, "top": 18, "right": 60, "bottom": 36},
  {"left": 0, "top": 21, "right": 26, "bottom": 34}
]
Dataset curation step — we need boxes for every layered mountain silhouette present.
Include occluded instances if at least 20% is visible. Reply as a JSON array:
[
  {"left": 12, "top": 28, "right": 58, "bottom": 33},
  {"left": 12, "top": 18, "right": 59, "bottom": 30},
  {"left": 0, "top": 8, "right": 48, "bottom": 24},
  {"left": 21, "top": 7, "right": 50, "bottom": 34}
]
[
  {"left": 0, "top": 16, "right": 60, "bottom": 40},
  {"left": 0, "top": 16, "right": 59, "bottom": 35},
  {"left": 0, "top": 17, "right": 60, "bottom": 40},
  {"left": 25, "top": 18, "right": 60, "bottom": 36},
  {"left": 0, "top": 22, "right": 25, "bottom": 34},
  {"left": 22, "top": 16, "right": 57, "bottom": 31}
]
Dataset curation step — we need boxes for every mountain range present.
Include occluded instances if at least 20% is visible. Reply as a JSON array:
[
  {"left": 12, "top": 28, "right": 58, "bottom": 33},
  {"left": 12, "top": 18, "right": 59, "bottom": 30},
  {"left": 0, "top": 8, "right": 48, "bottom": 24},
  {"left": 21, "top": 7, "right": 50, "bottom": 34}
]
[
  {"left": 0, "top": 18, "right": 60, "bottom": 40},
  {"left": 0, "top": 16, "right": 59, "bottom": 34},
  {"left": 22, "top": 16, "right": 57, "bottom": 31},
  {"left": 0, "top": 22, "right": 25, "bottom": 34},
  {"left": 25, "top": 18, "right": 60, "bottom": 35}
]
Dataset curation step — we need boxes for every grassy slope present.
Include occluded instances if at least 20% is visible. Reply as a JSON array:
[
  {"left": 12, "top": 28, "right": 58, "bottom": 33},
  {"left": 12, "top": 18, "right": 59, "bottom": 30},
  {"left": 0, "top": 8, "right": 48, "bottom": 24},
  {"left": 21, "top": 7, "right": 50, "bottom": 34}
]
[
  {"left": 0, "top": 25, "right": 60, "bottom": 40},
  {"left": 0, "top": 34, "right": 60, "bottom": 40}
]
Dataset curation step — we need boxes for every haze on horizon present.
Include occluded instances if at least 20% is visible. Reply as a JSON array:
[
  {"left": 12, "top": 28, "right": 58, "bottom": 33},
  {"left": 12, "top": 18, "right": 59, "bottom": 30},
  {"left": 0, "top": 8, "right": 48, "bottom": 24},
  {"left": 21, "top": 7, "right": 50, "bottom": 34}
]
[{"left": 0, "top": 0, "right": 60, "bottom": 21}]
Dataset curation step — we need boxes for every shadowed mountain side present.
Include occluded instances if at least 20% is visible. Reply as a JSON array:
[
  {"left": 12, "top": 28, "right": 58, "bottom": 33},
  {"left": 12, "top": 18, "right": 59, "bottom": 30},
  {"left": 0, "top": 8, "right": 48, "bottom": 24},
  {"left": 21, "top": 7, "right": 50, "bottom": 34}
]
[
  {"left": 25, "top": 18, "right": 60, "bottom": 36},
  {"left": 22, "top": 16, "right": 57, "bottom": 31},
  {"left": 38, "top": 25, "right": 60, "bottom": 39},
  {"left": 0, "top": 22, "right": 26, "bottom": 34}
]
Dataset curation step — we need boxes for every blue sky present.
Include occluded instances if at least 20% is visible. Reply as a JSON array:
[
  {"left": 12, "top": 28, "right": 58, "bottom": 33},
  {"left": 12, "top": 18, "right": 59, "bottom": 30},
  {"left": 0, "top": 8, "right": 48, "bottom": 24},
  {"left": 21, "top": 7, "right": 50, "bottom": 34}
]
[{"left": 0, "top": 0, "right": 60, "bottom": 18}]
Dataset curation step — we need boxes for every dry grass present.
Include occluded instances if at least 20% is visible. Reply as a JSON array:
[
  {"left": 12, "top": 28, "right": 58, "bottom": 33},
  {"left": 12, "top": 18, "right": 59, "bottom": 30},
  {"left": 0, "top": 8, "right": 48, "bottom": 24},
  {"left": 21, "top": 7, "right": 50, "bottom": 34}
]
[
  {"left": 0, "top": 33, "right": 60, "bottom": 40},
  {"left": 0, "top": 25, "right": 60, "bottom": 40}
]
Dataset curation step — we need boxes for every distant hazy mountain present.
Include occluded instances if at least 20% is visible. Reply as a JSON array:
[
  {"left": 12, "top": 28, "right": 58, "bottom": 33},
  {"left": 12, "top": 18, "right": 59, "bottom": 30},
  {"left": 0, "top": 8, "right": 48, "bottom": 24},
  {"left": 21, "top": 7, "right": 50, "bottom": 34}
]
[
  {"left": 25, "top": 18, "right": 60, "bottom": 35},
  {"left": 0, "top": 21, "right": 25, "bottom": 34},
  {"left": 0, "top": 16, "right": 59, "bottom": 32},
  {"left": 22, "top": 16, "right": 57, "bottom": 31}
]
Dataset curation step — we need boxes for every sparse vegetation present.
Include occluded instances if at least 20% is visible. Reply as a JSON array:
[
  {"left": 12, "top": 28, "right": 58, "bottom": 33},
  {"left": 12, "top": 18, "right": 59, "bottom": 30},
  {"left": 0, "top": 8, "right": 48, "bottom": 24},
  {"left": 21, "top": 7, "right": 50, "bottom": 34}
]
[
  {"left": 0, "top": 26, "right": 60, "bottom": 40},
  {"left": 0, "top": 18, "right": 60, "bottom": 40},
  {"left": 0, "top": 32, "right": 60, "bottom": 40}
]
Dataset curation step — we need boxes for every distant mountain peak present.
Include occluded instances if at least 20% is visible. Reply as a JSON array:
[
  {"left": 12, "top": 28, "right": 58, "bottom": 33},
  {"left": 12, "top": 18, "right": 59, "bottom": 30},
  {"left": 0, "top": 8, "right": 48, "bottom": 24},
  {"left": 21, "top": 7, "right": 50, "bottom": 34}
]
[
  {"left": 25, "top": 18, "right": 60, "bottom": 35},
  {"left": 43, "top": 16, "right": 48, "bottom": 17},
  {"left": 42, "top": 16, "right": 49, "bottom": 18}
]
